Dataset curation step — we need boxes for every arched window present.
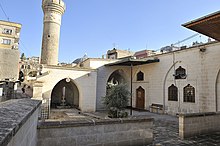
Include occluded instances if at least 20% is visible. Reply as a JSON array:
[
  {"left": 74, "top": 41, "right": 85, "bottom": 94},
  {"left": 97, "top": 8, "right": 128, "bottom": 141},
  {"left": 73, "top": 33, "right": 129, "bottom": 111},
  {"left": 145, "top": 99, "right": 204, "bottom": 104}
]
[
  {"left": 137, "top": 71, "right": 144, "bottom": 81},
  {"left": 168, "top": 84, "right": 178, "bottom": 101},
  {"left": 175, "top": 66, "right": 186, "bottom": 79},
  {"left": 183, "top": 84, "right": 195, "bottom": 102}
]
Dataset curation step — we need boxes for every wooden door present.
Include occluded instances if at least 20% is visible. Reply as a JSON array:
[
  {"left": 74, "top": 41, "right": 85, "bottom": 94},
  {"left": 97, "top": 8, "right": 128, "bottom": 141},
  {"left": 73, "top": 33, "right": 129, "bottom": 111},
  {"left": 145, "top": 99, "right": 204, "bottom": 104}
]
[{"left": 136, "top": 86, "right": 145, "bottom": 109}]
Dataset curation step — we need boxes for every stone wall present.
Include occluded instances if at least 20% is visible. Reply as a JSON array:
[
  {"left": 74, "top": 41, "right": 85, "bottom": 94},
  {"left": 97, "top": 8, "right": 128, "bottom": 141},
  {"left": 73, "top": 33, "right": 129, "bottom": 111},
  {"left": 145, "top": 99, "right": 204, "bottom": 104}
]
[
  {"left": 0, "top": 99, "right": 41, "bottom": 146},
  {"left": 0, "top": 48, "right": 19, "bottom": 80},
  {"left": 37, "top": 117, "right": 153, "bottom": 146},
  {"left": 179, "top": 112, "right": 220, "bottom": 139}
]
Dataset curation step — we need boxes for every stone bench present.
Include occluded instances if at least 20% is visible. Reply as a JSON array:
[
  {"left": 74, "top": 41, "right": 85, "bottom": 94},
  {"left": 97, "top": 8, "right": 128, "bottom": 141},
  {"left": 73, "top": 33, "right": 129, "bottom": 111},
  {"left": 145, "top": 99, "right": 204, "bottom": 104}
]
[{"left": 149, "top": 103, "right": 163, "bottom": 114}]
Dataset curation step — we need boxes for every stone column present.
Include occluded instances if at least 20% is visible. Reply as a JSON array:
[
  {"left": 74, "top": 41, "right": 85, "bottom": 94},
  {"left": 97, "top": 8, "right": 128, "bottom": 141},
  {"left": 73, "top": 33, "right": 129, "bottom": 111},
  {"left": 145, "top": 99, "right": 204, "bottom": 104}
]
[{"left": 41, "top": 0, "right": 66, "bottom": 65}]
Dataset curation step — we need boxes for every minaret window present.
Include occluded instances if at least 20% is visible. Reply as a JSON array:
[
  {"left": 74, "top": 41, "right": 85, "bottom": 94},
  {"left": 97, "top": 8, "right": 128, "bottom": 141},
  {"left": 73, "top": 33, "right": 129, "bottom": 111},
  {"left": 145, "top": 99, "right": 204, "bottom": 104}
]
[
  {"left": 168, "top": 84, "right": 178, "bottom": 101},
  {"left": 175, "top": 66, "right": 186, "bottom": 79},
  {"left": 137, "top": 71, "right": 144, "bottom": 81},
  {"left": 183, "top": 84, "right": 195, "bottom": 102}
]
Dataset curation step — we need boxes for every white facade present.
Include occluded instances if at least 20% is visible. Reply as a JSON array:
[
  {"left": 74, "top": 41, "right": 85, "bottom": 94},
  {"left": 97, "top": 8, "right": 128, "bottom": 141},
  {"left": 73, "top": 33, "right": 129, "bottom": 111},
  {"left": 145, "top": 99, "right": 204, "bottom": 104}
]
[
  {"left": 33, "top": 41, "right": 220, "bottom": 115},
  {"left": 33, "top": 66, "right": 97, "bottom": 112},
  {"left": 95, "top": 41, "right": 220, "bottom": 114}
]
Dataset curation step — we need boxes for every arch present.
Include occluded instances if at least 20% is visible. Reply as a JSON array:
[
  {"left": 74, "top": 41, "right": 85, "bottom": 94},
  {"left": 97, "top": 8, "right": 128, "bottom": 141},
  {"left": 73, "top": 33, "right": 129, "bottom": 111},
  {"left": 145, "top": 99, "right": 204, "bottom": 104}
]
[
  {"left": 51, "top": 78, "right": 79, "bottom": 109},
  {"left": 183, "top": 84, "right": 195, "bottom": 102},
  {"left": 168, "top": 84, "right": 178, "bottom": 101},
  {"left": 216, "top": 69, "right": 220, "bottom": 111},
  {"left": 136, "top": 86, "right": 145, "bottom": 109},
  {"left": 137, "top": 71, "right": 144, "bottom": 81},
  {"left": 175, "top": 66, "right": 186, "bottom": 79},
  {"left": 107, "top": 69, "right": 126, "bottom": 87}
]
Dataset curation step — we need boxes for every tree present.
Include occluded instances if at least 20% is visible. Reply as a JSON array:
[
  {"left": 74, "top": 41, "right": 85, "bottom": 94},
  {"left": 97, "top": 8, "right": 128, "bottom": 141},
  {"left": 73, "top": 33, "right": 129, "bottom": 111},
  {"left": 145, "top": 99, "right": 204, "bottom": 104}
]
[
  {"left": 20, "top": 53, "right": 26, "bottom": 60},
  {"left": 103, "top": 84, "right": 130, "bottom": 118}
]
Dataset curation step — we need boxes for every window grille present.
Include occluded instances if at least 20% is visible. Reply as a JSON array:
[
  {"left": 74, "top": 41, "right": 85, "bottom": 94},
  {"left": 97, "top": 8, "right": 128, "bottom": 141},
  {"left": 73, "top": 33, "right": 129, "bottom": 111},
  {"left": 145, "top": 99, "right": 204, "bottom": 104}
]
[
  {"left": 183, "top": 84, "right": 195, "bottom": 102},
  {"left": 175, "top": 66, "right": 186, "bottom": 79},
  {"left": 137, "top": 71, "right": 144, "bottom": 81},
  {"left": 168, "top": 84, "right": 178, "bottom": 101}
]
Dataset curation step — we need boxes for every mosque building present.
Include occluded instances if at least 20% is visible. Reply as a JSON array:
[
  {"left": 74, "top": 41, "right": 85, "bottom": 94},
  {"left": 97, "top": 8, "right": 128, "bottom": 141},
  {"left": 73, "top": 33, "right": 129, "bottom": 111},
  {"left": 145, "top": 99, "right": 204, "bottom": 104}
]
[{"left": 28, "top": 0, "right": 220, "bottom": 116}]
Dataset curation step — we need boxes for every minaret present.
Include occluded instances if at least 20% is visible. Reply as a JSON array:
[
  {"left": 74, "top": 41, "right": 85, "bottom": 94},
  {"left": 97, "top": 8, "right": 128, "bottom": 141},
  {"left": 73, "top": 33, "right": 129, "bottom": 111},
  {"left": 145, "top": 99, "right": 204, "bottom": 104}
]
[{"left": 41, "top": 0, "right": 66, "bottom": 65}]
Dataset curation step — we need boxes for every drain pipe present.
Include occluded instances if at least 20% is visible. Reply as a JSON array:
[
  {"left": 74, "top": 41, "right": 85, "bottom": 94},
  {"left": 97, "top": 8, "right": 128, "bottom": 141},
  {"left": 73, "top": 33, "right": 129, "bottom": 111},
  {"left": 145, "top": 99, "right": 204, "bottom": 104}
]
[
  {"left": 163, "top": 61, "right": 180, "bottom": 114},
  {"left": 215, "top": 69, "right": 220, "bottom": 112}
]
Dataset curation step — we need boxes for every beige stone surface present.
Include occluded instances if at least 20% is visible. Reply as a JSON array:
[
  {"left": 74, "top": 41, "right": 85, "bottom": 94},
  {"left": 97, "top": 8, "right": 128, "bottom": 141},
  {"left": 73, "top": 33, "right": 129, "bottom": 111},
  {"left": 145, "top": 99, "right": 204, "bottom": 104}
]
[
  {"left": 179, "top": 113, "right": 220, "bottom": 139},
  {"left": 41, "top": 0, "right": 65, "bottom": 65},
  {"left": 36, "top": 66, "right": 97, "bottom": 112},
  {"left": 0, "top": 48, "right": 19, "bottom": 80}
]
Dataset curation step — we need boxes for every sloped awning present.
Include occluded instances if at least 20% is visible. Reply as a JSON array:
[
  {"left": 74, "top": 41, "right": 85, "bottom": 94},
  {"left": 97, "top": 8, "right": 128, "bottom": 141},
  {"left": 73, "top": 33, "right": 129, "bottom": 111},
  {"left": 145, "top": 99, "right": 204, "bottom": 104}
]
[
  {"left": 182, "top": 11, "right": 220, "bottom": 41},
  {"left": 105, "top": 58, "right": 160, "bottom": 66}
]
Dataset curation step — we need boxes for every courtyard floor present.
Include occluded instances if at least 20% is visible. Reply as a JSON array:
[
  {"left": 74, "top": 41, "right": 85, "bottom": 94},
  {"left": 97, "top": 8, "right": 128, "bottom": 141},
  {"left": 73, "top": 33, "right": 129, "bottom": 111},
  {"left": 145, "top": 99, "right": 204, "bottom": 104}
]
[{"left": 48, "top": 109, "right": 220, "bottom": 146}]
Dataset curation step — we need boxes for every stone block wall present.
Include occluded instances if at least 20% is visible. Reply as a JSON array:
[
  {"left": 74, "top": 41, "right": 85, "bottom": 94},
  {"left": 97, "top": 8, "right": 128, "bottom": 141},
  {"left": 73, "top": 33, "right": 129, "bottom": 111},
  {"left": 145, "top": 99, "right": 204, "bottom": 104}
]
[
  {"left": 0, "top": 49, "right": 20, "bottom": 80},
  {"left": 0, "top": 99, "right": 41, "bottom": 146},
  {"left": 37, "top": 117, "right": 153, "bottom": 146},
  {"left": 179, "top": 112, "right": 220, "bottom": 139}
]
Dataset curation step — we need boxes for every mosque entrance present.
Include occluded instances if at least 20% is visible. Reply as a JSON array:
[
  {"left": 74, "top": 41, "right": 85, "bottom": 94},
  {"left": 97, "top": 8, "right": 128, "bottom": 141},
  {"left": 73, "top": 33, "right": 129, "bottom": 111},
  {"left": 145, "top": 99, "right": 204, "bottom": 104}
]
[
  {"left": 136, "top": 86, "right": 145, "bottom": 109},
  {"left": 51, "top": 78, "right": 79, "bottom": 109}
]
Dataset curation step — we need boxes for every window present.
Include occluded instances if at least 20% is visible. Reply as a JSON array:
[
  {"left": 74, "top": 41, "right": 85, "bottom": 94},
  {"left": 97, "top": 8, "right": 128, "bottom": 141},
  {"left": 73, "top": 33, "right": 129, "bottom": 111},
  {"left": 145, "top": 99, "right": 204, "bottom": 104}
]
[
  {"left": 137, "top": 71, "right": 144, "bottom": 81},
  {"left": 168, "top": 84, "right": 178, "bottom": 101},
  {"left": 183, "top": 84, "right": 195, "bottom": 102},
  {"left": 2, "top": 39, "right": 11, "bottom": 45},
  {"left": 2, "top": 28, "right": 12, "bottom": 35},
  {"left": 175, "top": 66, "right": 186, "bottom": 79}
]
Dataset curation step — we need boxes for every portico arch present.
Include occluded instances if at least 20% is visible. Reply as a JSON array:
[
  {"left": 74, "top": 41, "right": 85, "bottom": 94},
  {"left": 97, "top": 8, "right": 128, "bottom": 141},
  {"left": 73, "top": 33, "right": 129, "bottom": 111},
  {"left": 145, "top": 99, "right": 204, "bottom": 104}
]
[
  {"left": 216, "top": 69, "right": 220, "bottom": 111},
  {"left": 107, "top": 69, "right": 127, "bottom": 87},
  {"left": 51, "top": 78, "right": 79, "bottom": 109}
]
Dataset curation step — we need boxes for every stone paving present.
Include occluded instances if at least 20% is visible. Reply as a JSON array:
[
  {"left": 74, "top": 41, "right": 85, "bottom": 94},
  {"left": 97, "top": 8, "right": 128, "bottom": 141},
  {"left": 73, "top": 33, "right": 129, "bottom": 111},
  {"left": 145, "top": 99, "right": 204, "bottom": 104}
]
[{"left": 133, "top": 111, "right": 220, "bottom": 146}]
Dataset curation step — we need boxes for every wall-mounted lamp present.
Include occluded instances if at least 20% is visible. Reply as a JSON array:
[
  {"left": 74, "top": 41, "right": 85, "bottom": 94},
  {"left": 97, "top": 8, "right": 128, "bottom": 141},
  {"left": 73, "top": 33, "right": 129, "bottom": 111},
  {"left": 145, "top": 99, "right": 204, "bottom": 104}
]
[
  {"left": 200, "top": 47, "right": 206, "bottom": 52},
  {"left": 66, "top": 77, "right": 70, "bottom": 82}
]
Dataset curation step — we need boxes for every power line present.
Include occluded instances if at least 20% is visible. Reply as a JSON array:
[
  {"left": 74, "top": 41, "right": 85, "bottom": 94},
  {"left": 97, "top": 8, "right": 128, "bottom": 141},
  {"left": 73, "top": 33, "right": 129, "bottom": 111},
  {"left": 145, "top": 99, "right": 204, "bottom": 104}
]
[
  {"left": 172, "top": 33, "right": 199, "bottom": 46},
  {"left": 19, "top": 40, "right": 32, "bottom": 56},
  {"left": 0, "top": 2, "right": 9, "bottom": 21},
  {"left": 0, "top": 1, "right": 32, "bottom": 57}
]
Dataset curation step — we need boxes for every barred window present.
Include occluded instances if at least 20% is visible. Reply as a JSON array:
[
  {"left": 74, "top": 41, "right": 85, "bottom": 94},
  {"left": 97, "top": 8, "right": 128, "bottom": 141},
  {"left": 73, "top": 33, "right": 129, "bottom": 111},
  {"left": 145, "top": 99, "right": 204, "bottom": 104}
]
[
  {"left": 183, "top": 84, "right": 195, "bottom": 102},
  {"left": 2, "top": 28, "right": 12, "bottom": 35},
  {"left": 168, "top": 84, "right": 178, "bottom": 101},
  {"left": 137, "top": 71, "right": 144, "bottom": 81},
  {"left": 175, "top": 66, "right": 186, "bottom": 79},
  {"left": 2, "top": 39, "right": 11, "bottom": 45}
]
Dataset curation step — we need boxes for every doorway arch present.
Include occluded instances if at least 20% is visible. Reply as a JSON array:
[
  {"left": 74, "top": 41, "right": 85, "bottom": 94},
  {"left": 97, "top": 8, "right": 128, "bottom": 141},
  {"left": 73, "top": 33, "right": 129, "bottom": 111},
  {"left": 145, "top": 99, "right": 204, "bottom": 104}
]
[
  {"left": 136, "top": 86, "right": 145, "bottom": 109},
  {"left": 51, "top": 78, "right": 79, "bottom": 109}
]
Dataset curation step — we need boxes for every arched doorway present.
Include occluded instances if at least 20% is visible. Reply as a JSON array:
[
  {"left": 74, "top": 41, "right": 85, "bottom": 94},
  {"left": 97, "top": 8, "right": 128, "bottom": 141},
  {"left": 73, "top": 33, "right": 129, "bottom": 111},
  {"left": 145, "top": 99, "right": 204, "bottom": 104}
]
[
  {"left": 136, "top": 86, "right": 145, "bottom": 109},
  {"left": 107, "top": 69, "right": 126, "bottom": 91},
  {"left": 51, "top": 78, "right": 79, "bottom": 109}
]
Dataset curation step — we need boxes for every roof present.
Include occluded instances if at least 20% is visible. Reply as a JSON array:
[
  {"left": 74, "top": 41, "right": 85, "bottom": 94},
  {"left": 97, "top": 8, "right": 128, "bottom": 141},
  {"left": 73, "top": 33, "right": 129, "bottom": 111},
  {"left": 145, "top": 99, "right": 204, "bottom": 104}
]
[
  {"left": 182, "top": 11, "right": 220, "bottom": 41},
  {"left": 105, "top": 58, "right": 160, "bottom": 66},
  {"left": 0, "top": 20, "right": 22, "bottom": 28}
]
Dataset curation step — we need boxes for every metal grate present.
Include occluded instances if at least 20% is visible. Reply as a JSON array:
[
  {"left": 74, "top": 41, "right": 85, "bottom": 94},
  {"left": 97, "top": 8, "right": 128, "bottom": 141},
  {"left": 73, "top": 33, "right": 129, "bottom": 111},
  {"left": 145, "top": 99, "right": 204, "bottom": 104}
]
[{"left": 40, "top": 98, "right": 50, "bottom": 119}]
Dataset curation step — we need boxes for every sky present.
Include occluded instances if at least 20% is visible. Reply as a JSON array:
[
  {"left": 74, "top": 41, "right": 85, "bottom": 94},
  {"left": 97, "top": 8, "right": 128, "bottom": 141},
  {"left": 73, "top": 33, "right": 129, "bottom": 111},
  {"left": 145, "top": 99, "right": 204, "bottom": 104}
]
[{"left": 0, "top": 0, "right": 220, "bottom": 63}]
